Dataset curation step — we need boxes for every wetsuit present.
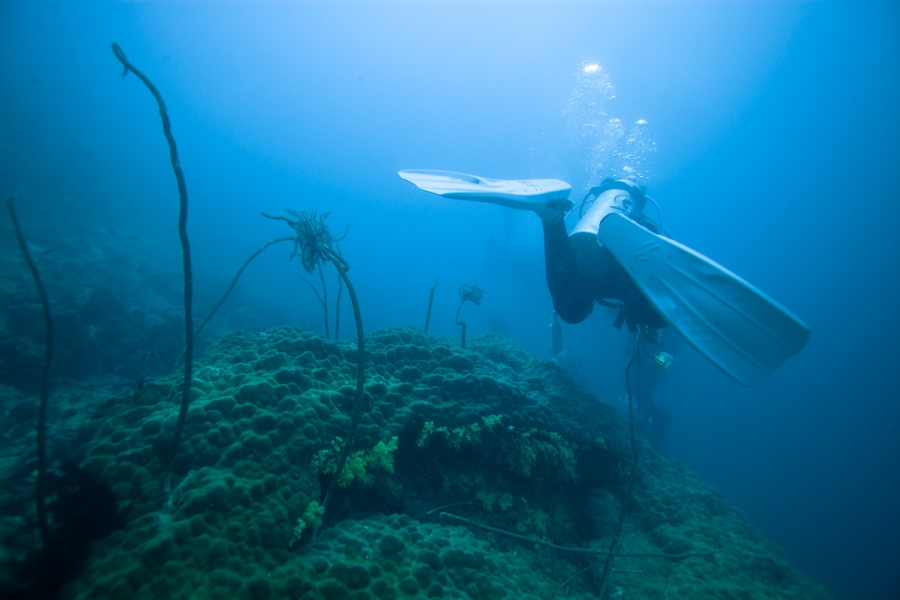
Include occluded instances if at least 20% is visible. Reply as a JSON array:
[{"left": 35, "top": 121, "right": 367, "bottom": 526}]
[{"left": 541, "top": 215, "right": 667, "bottom": 331}]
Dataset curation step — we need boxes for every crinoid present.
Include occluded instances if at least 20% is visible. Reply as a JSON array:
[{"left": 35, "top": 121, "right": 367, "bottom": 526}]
[
  {"left": 284, "top": 208, "right": 336, "bottom": 273},
  {"left": 457, "top": 282, "right": 485, "bottom": 306},
  {"left": 263, "top": 209, "right": 349, "bottom": 338},
  {"left": 264, "top": 207, "right": 366, "bottom": 537},
  {"left": 455, "top": 282, "right": 486, "bottom": 349},
  {"left": 293, "top": 209, "right": 337, "bottom": 274}
]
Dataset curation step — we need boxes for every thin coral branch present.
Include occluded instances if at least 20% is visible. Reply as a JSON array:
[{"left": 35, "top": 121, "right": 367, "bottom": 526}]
[
  {"left": 177, "top": 235, "right": 293, "bottom": 363},
  {"left": 112, "top": 42, "right": 193, "bottom": 495},
  {"left": 317, "top": 262, "right": 330, "bottom": 339},
  {"left": 315, "top": 245, "right": 366, "bottom": 537},
  {"left": 7, "top": 195, "right": 53, "bottom": 548},
  {"left": 597, "top": 335, "right": 642, "bottom": 597},
  {"left": 196, "top": 235, "right": 294, "bottom": 337},
  {"left": 440, "top": 513, "right": 714, "bottom": 561},
  {"left": 297, "top": 266, "right": 330, "bottom": 338},
  {"left": 424, "top": 277, "right": 440, "bottom": 335},
  {"left": 297, "top": 274, "right": 325, "bottom": 306},
  {"left": 335, "top": 248, "right": 344, "bottom": 340}
]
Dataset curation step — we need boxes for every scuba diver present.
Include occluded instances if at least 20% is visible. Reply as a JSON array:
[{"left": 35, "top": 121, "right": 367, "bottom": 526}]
[
  {"left": 634, "top": 343, "right": 675, "bottom": 449},
  {"left": 535, "top": 178, "right": 666, "bottom": 334},
  {"left": 397, "top": 170, "right": 811, "bottom": 388}
]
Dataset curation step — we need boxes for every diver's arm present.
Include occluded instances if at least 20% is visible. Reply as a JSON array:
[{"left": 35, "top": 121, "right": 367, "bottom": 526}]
[{"left": 541, "top": 212, "right": 594, "bottom": 324}]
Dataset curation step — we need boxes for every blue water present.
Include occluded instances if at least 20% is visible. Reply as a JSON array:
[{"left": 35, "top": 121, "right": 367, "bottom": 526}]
[{"left": 1, "top": 2, "right": 898, "bottom": 599}]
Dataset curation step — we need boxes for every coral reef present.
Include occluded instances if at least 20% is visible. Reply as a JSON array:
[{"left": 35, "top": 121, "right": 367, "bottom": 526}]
[{"left": 4, "top": 325, "right": 831, "bottom": 599}]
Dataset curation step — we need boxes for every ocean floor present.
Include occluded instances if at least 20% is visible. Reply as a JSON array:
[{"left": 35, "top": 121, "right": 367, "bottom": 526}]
[{"left": 0, "top": 325, "right": 832, "bottom": 599}]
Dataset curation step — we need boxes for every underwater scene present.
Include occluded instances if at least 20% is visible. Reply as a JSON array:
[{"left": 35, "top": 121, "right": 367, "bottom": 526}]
[{"left": 1, "top": 2, "right": 898, "bottom": 599}]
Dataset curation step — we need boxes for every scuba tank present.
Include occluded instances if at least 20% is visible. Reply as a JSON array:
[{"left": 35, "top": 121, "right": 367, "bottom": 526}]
[
  {"left": 568, "top": 179, "right": 657, "bottom": 280},
  {"left": 549, "top": 311, "right": 563, "bottom": 354}
]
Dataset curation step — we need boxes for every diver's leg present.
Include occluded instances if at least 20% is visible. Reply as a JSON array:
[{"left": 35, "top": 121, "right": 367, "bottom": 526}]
[{"left": 542, "top": 213, "right": 594, "bottom": 323}]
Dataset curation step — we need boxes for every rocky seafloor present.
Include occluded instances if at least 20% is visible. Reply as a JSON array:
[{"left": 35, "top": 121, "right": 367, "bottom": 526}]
[{"left": 0, "top": 325, "right": 832, "bottom": 599}]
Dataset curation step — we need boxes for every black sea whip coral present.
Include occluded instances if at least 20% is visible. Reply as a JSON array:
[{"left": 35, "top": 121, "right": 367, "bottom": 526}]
[
  {"left": 111, "top": 43, "right": 194, "bottom": 496},
  {"left": 6, "top": 196, "right": 53, "bottom": 548}
]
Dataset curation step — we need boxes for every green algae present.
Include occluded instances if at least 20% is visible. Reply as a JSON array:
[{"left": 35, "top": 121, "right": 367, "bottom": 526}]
[
  {"left": 313, "top": 436, "right": 399, "bottom": 488},
  {"left": 59, "top": 325, "right": 832, "bottom": 600}
]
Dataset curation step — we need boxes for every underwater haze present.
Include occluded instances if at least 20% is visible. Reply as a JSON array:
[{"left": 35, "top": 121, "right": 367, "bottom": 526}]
[{"left": 1, "top": 1, "right": 898, "bottom": 599}]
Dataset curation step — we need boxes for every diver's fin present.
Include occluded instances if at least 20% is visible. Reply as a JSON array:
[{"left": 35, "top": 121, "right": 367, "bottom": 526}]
[
  {"left": 398, "top": 169, "right": 573, "bottom": 211},
  {"left": 598, "top": 213, "right": 810, "bottom": 386}
]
